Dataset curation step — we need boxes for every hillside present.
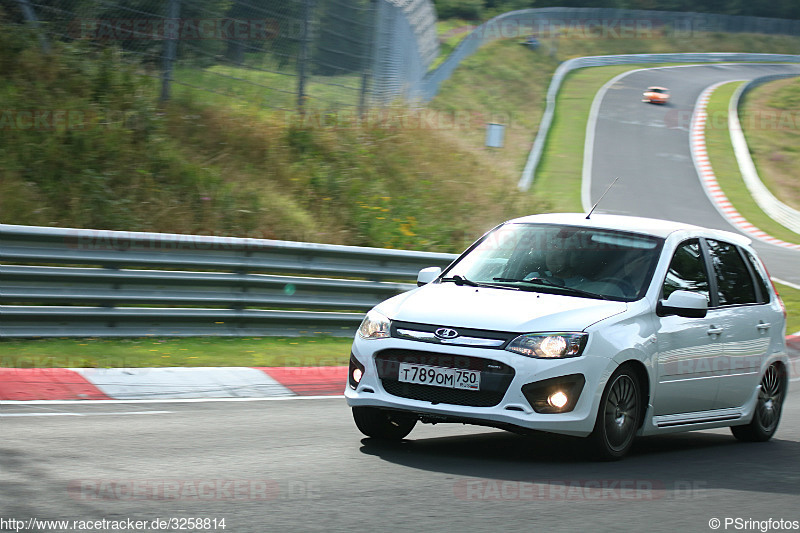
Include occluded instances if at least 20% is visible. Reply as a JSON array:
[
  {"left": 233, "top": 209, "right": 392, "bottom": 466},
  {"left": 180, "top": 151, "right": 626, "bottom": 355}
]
[
  {"left": 0, "top": 24, "right": 542, "bottom": 253},
  {"left": 2, "top": 20, "right": 800, "bottom": 253}
]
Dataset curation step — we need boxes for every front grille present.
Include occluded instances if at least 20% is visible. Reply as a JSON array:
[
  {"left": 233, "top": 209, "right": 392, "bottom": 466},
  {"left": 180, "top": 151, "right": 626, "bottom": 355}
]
[
  {"left": 375, "top": 349, "right": 515, "bottom": 407},
  {"left": 390, "top": 321, "right": 516, "bottom": 349}
]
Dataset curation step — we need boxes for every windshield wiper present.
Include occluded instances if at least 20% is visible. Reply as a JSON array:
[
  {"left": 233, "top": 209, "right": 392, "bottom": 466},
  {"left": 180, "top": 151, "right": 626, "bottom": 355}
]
[
  {"left": 441, "top": 274, "right": 480, "bottom": 287},
  {"left": 493, "top": 277, "right": 562, "bottom": 288},
  {"left": 493, "top": 277, "right": 610, "bottom": 300}
]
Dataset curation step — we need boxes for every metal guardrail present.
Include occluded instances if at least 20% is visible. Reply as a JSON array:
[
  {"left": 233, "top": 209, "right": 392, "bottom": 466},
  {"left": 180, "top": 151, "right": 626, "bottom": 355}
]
[{"left": 0, "top": 225, "right": 457, "bottom": 338}]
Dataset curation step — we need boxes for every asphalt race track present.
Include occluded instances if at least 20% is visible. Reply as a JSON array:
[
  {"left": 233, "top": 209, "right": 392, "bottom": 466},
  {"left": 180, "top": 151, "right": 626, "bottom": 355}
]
[
  {"left": 587, "top": 63, "right": 800, "bottom": 285},
  {"left": 1, "top": 390, "right": 799, "bottom": 533}
]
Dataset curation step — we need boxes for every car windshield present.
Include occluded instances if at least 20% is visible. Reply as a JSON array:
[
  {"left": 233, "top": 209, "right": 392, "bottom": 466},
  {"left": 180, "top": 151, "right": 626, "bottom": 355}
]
[{"left": 442, "top": 223, "right": 664, "bottom": 301}]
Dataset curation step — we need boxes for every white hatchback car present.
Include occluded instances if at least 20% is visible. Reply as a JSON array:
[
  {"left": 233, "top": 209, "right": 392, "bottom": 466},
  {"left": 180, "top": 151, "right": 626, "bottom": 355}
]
[{"left": 345, "top": 214, "right": 789, "bottom": 459}]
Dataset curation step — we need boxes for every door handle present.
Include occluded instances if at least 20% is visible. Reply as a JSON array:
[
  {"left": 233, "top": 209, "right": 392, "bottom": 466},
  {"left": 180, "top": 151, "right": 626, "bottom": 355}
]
[
  {"left": 757, "top": 322, "right": 771, "bottom": 331},
  {"left": 707, "top": 326, "right": 724, "bottom": 336}
]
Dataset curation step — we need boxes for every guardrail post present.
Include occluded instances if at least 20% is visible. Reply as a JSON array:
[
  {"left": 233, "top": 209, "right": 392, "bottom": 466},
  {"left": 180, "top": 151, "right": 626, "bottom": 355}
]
[
  {"left": 160, "top": 0, "right": 181, "bottom": 103},
  {"left": 297, "top": 0, "right": 315, "bottom": 114},
  {"left": 15, "top": 0, "right": 50, "bottom": 54},
  {"left": 359, "top": 0, "right": 379, "bottom": 116}
]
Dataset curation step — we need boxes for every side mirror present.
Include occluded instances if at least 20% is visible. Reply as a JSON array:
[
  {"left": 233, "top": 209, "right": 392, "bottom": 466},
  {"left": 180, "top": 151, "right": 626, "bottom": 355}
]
[
  {"left": 657, "top": 290, "right": 708, "bottom": 318},
  {"left": 417, "top": 266, "right": 442, "bottom": 287}
]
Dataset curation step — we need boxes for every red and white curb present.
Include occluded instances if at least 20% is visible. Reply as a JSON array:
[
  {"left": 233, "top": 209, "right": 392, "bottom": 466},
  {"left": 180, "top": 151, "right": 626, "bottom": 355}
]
[
  {"left": 2, "top": 342, "right": 799, "bottom": 401},
  {"left": 690, "top": 83, "right": 800, "bottom": 250},
  {"left": 0, "top": 366, "right": 346, "bottom": 401}
]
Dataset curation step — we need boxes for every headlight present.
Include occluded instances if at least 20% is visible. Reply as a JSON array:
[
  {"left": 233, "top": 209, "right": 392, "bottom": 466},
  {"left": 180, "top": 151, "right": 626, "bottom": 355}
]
[
  {"left": 506, "top": 333, "right": 587, "bottom": 359},
  {"left": 357, "top": 310, "right": 391, "bottom": 340}
]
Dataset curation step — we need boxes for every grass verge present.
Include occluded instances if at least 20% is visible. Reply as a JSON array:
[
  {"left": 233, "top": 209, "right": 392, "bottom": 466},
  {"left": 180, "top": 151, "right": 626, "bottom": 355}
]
[
  {"left": 0, "top": 337, "right": 353, "bottom": 368},
  {"left": 777, "top": 283, "right": 800, "bottom": 335},
  {"left": 0, "top": 28, "right": 544, "bottom": 253},
  {"left": 429, "top": 18, "right": 477, "bottom": 71},
  {"left": 740, "top": 77, "right": 800, "bottom": 211},
  {"left": 704, "top": 81, "right": 800, "bottom": 245}
]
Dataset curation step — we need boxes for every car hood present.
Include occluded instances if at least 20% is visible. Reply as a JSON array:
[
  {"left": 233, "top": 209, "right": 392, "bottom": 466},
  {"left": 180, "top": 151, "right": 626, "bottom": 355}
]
[{"left": 377, "top": 283, "right": 628, "bottom": 333}]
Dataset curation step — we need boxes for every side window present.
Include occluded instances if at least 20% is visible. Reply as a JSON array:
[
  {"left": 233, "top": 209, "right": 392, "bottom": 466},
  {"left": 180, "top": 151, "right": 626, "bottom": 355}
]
[
  {"left": 742, "top": 249, "right": 771, "bottom": 304},
  {"left": 662, "top": 240, "right": 710, "bottom": 302},
  {"left": 706, "top": 240, "right": 758, "bottom": 305}
]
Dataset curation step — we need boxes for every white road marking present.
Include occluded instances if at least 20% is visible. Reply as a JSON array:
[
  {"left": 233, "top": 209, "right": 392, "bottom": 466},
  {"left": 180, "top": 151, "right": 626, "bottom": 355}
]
[
  {"left": 0, "top": 410, "right": 173, "bottom": 417},
  {"left": 773, "top": 277, "right": 800, "bottom": 291}
]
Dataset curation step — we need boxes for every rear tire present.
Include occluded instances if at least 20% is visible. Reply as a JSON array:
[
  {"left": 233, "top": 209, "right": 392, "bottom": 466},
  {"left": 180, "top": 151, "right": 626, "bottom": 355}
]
[
  {"left": 352, "top": 407, "right": 417, "bottom": 441},
  {"left": 731, "top": 364, "right": 786, "bottom": 442},
  {"left": 587, "top": 367, "right": 641, "bottom": 461}
]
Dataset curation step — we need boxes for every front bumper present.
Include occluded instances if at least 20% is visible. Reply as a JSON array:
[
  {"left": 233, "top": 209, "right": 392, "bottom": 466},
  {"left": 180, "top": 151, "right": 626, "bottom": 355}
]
[{"left": 344, "top": 337, "right": 618, "bottom": 437}]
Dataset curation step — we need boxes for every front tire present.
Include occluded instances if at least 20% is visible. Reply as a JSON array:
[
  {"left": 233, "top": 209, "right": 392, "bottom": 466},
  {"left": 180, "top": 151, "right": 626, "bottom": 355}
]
[
  {"left": 587, "top": 367, "right": 641, "bottom": 461},
  {"left": 352, "top": 407, "right": 417, "bottom": 441},
  {"left": 731, "top": 363, "right": 786, "bottom": 442}
]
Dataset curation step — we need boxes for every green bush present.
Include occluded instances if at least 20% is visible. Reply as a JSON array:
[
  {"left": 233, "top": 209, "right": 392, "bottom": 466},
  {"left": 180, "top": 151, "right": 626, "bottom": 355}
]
[{"left": 433, "top": 0, "right": 485, "bottom": 20}]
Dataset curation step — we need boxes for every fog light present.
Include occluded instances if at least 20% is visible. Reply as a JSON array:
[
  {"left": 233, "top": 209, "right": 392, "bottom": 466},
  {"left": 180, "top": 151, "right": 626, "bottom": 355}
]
[
  {"left": 521, "top": 374, "right": 585, "bottom": 414},
  {"left": 548, "top": 391, "right": 569, "bottom": 409},
  {"left": 348, "top": 354, "right": 365, "bottom": 390}
]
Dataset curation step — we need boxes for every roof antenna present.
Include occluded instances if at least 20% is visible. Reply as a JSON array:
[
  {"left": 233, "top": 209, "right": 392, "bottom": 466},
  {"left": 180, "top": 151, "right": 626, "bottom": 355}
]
[{"left": 586, "top": 177, "right": 619, "bottom": 219}]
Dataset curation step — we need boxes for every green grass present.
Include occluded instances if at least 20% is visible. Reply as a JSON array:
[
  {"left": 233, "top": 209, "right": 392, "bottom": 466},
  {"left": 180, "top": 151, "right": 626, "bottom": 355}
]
[
  {"left": 428, "top": 38, "right": 560, "bottom": 197},
  {"left": 741, "top": 77, "right": 800, "bottom": 212},
  {"left": 0, "top": 30, "right": 534, "bottom": 253},
  {"left": 0, "top": 337, "right": 353, "bottom": 368},
  {"left": 173, "top": 64, "right": 364, "bottom": 113},
  {"left": 704, "top": 81, "right": 800, "bottom": 245},
  {"left": 777, "top": 283, "right": 800, "bottom": 335},
  {"left": 429, "top": 19, "right": 478, "bottom": 71}
]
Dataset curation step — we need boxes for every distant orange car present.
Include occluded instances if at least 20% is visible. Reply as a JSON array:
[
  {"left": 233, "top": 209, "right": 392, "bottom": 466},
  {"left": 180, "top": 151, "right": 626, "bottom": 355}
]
[{"left": 643, "top": 86, "right": 669, "bottom": 104}]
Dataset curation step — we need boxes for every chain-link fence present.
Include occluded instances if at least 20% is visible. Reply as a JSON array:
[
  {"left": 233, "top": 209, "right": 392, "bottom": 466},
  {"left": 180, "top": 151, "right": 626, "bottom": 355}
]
[
  {"left": 4, "top": 0, "right": 439, "bottom": 113},
  {"left": 11, "top": 2, "right": 798, "bottom": 113}
]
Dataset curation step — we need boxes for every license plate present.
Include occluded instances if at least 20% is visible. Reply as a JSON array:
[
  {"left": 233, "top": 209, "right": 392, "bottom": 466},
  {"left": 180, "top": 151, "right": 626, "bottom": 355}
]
[{"left": 398, "top": 363, "right": 480, "bottom": 390}]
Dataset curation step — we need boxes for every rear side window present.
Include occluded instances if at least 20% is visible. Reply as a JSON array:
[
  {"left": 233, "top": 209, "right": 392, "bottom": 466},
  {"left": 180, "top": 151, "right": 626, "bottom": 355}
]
[
  {"left": 742, "top": 250, "right": 772, "bottom": 304},
  {"left": 705, "top": 240, "right": 758, "bottom": 305},
  {"left": 663, "top": 240, "right": 710, "bottom": 302}
]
